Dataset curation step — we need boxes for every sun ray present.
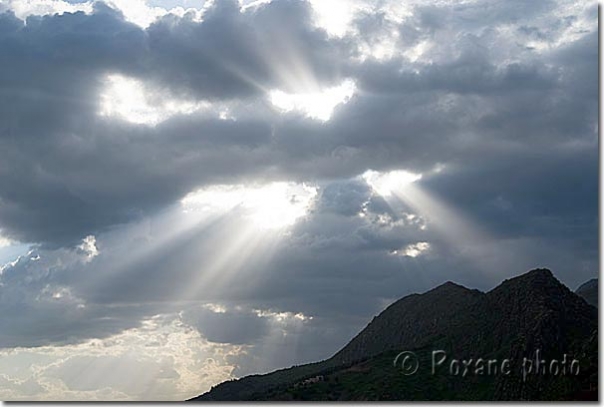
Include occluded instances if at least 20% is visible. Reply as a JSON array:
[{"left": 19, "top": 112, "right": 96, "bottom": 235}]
[
  {"left": 178, "top": 181, "right": 317, "bottom": 300},
  {"left": 361, "top": 169, "right": 518, "bottom": 275}
]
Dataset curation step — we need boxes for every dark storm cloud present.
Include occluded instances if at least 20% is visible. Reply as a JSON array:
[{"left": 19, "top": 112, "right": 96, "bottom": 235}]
[
  {"left": 144, "top": 0, "right": 348, "bottom": 98},
  {"left": 182, "top": 306, "right": 270, "bottom": 345},
  {"left": 0, "top": 0, "right": 348, "bottom": 246},
  {"left": 421, "top": 148, "right": 598, "bottom": 241},
  {"left": 0, "top": 0, "right": 596, "bottom": 248},
  {"left": 314, "top": 179, "right": 371, "bottom": 216},
  {"left": 0, "top": 0, "right": 597, "bottom": 366}
]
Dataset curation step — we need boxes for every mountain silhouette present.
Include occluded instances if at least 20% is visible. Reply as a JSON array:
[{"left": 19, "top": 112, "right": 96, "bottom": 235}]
[{"left": 189, "top": 268, "right": 597, "bottom": 401}]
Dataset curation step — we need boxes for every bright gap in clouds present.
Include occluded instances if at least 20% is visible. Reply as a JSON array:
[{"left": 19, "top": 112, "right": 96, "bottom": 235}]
[
  {"left": 390, "top": 242, "right": 431, "bottom": 258},
  {"left": 0, "top": 233, "right": 12, "bottom": 248},
  {"left": 362, "top": 169, "right": 422, "bottom": 197},
  {"left": 269, "top": 79, "right": 356, "bottom": 121},
  {"left": 181, "top": 182, "right": 318, "bottom": 230},
  {"left": 362, "top": 168, "right": 510, "bottom": 271},
  {"left": 307, "top": 0, "right": 359, "bottom": 37},
  {"left": 99, "top": 74, "right": 210, "bottom": 126}
]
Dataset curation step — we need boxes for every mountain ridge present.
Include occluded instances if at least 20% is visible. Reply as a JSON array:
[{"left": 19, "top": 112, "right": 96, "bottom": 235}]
[{"left": 190, "top": 268, "right": 597, "bottom": 401}]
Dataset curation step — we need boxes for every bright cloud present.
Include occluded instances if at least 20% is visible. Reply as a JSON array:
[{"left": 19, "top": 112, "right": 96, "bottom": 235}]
[
  {"left": 77, "top": 235, "right": 99, "bottom": 262},
  {"left": 390, "top": 242, "right": 431, "bottom": 258},
  {"left": 0, "top": 233, "right": 12, "bottom": 248},
  {"left": 269, "top": 79, "right": 356, "bottom": 121},
  {"left": 181, "top": 182, "right": 318, "bottom": 230},
  {"left": 307, "top": 0, "right": 360, "bottom": 37},
  {"left": 99, "top": 74, "right": 211, "bottom": 126},
  {"left": 362, "top": 170, "right": 423, "bottom": 197},
  {"left": 0, "top": 313, "right": 243, "bottom": 401},
  {"left": 4, "top": 0, "right": 93, "bottom": 20}
]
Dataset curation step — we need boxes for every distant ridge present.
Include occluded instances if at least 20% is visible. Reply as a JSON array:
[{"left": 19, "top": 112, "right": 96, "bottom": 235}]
[{"left": 576, "top": 278, "right": 598, "bottom": 307}]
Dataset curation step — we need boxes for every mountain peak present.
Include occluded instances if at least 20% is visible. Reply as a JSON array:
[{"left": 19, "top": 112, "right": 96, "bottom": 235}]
[
  {"left": 329, "top": 278, "right": 483, "bottom": 365},
  {"left": 193, "top": 268, "right": 598, "bottom": 401},
  {"left": 513, "top": 267, "right": 554, "bottom": 280},
  {"left": 427, "top": 280, "right": 470, "bottom": 294},
  {"left": 490, "top": 268, "right": 558, "bottom": 293},
  {"left": 438, "top": 280, "right": 465, "bottom": 288},
  {"left": 525, "top": 267, "right": 554, "bottom": 277},
  {"left": 487, "top": 268, "right": 571, "bottom": 307}
]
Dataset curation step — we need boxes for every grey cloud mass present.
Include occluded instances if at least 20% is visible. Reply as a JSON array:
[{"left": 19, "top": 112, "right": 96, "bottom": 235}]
[{"left": 0, "top": 0, "right": 596, "bottom": 246}]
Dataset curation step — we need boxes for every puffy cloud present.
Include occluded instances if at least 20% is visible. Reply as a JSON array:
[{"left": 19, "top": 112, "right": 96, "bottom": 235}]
[
  {"left": 0, "top": 313, "right": 244, "bottom": 401},
  {"left": 0, "top": 0, "right": 596, "bottom": 246}
]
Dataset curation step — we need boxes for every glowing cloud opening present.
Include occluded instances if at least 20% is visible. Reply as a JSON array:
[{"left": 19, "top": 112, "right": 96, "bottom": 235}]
[
  {"left": 99, "top": 74, "right": 210, "bottom": 126},
  {"left": 181, "top": 182, "right": 318, "bottom": 230},
  {"left": 390, "top": 242, "right": 430, "bottom": 258},
  {"left": 362, "top": 169, "right": 422, "bottom": 197},
  {"left": 269, "top": 79, "right": 356, "bottom": 121},
  {"left": 363, "top": 169, "right": 515, "bottom": 273},
  {"left": 307, "top": 0, "right": 358, "bottom": 37},
  {"left": 0, "top": 233, "right": 12, "bottom": 248}
]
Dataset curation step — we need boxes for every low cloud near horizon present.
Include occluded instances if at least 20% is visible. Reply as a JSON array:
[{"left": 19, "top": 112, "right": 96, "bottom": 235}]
[{"left": 0, "top": 0, "right": 597, "bottom": 400}]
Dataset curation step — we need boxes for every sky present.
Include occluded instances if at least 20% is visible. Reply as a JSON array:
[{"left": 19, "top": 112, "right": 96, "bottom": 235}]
[{"left": 0, "top": 0, "right": 598, "bottom": 401}]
